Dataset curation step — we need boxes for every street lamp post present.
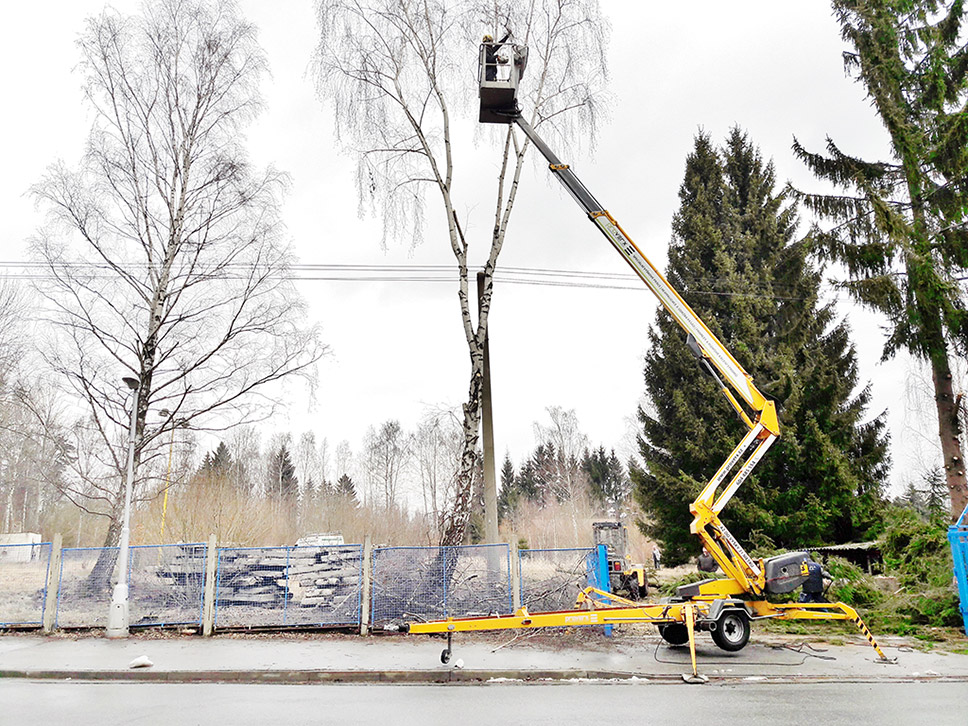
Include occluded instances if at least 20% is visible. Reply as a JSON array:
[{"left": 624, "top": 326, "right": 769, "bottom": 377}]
[{"left": 106, "top": 376, "right": 140, "bottom": 638}]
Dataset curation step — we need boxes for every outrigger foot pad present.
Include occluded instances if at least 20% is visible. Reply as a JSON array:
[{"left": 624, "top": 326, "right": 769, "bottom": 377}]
[{"left": 682, "top": 673, "right": 709, "bottom": 684}]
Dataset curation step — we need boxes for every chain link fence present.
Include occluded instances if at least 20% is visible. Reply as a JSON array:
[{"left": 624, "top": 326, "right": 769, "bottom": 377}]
[
  {"left": 54, "top": 544, "right": 208, "bottom": 628},
  {"left": 1, "top": 538, "right": 608, "bottom": 632},
  {"left": 128, "top": 544, "right": 207, "bottom": 627},
  {"left": 55, "top": 547, "right": 116, "bottom": 629},
  {"left": 518, "top": 547, "right": 597, "bottom": 612},
  {"left": 215, "top": 545, "right": 363, "bottom": 628},
  {"left": 0, "top": 542, "right": 52, "bottom": 627},
  {"left": 370, "top": 544, "right": 512, "bottom": 625}
]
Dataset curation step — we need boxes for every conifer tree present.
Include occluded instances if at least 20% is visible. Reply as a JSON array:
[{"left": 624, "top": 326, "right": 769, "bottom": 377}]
[
  {"left": 497, "top": 454, "right": 518, "bottom": 523},
  {"left": 335, "top": 473, "right": 359, "bottom": 508},
  {"left": 633, "top": 129, "right": 890, "bottom": 563},
  {"left": 793, "top": 0, "right": 968, "bottom": 521},
  {"left": 267, "top": 443, "right": 299, "bottom": 501},
  {"left": 923, "top": 468, "right": 949, "bottom": 520},
  {"left": 582, "top": 446, "right": 629, "bottom": 514}
]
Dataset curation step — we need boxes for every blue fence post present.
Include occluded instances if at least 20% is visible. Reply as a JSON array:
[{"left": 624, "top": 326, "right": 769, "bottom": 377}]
[
  {"left": 593, "top": 544, "right": 613, "bottom": 636},
  {"left": 596, "top": 544, "right": 610, "bottom": 594},
  {"left": 949, "top": 503, "right": 968, "bottom": 635}
]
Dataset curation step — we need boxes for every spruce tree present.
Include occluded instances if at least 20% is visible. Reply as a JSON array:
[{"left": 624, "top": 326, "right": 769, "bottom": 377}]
[
  {"left": 515, "top": 444, "right": 555, "bottom": 505},
  {"left": 335, "top": 473, "right": 359, "bottom": 507},
  {"left": 497, "top": 454, "right": 518, "bottom": 523},
  {"left": 267, "top": 443, "right": 299, "bottom": 500},
  {"left": 633, "top": 129, "right": 890, "bottom": 563},
  {"left": 793, "top": 0, "right": 968, "bottom": 521},
  {"left": 212, "top": 442, "right": 231, "bottom": 473},
  {"left": 582, "top": 446, "right": 629, "bottom": 514}
]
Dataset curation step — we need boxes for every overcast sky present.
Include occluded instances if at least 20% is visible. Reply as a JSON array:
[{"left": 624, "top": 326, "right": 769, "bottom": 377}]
[{"left": 2, "top": 1, "right": 945, "bottom": 497}]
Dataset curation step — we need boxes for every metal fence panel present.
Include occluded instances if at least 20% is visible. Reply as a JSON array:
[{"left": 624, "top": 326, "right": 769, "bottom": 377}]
[
  {"left": 55, "top": 544, "right": 207, "bottom": 629},
  {"left": 215, "top": 545, "right": 363, "bottom": 628},
  {"left": 950, "top": 504, "right": 968, "bottom": 635},
  {"left": 0, "top": 543, "right": 52, "bottom": 627},
  {"left": 128, "top": 544, "right": 207, "bottom": 627},
  {"left": 370, "top": 544, "right": 511, "bottom": 625},
  {"left": 55, "top": 547, "right": 115, "bottom": 628},
  {"left": 518, "top": 547, "right": 596, "bottom": 612}
]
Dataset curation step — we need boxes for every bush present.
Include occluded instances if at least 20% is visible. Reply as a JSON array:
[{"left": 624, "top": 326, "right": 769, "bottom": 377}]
[
  {"left": 863, "top": 507, "right": 960, "bottom": 632},
  {"left": 658, "top": 570, "right": 720, "bottom": 597},
  {"left": 881, "top": 507, "right": 952, "bottom": 589},
  {"left": 825, "top": 557, "right": 882, "bottom": 608}
]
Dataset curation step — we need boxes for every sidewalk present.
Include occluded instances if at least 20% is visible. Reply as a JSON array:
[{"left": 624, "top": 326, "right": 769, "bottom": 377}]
[{"left": 2, "top": 630, "right": 967, "bottom": 684}]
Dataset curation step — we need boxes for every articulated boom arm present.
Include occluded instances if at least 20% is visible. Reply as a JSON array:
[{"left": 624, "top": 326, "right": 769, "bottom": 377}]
[{"left": 513, "top": 117, "right": 779, "bottom": 594}]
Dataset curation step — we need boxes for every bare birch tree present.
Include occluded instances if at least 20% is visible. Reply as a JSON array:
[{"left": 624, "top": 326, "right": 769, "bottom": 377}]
[
  {"left": 361, "top": 419, "right": 411, "bottom": 510},
  {"left": 533, "top": 405, "right": 589, "bottom": 542},
  {"left": 30, "top": 0, "right": 325, "bottom": 581},
  {"left": 0, "top": 282, "right": 69, "bottom": 534},
  {"left": 413, "top": 407, "right": 463, "bottom": 538},
  {"left": 314, "top": 0, "right": 608, "bottom": 544}
]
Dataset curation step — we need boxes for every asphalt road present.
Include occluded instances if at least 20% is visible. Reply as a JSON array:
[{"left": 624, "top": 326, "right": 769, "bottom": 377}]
[{"left": 2, "top": 681, "right": 966, "bottom": 726}]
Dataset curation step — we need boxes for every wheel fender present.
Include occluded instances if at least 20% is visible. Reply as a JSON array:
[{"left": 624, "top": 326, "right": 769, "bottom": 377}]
[{"left": 703, "top": 598, "right": 749, "bottom": 628}]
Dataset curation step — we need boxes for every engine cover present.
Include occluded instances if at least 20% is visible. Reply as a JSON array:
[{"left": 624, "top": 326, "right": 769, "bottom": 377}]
[{"left": 763, "top": 551, "right": 811, "bottom": 594}]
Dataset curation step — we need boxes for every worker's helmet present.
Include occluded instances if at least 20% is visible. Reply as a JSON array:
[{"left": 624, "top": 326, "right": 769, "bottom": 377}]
[{"left": 483, "top": 34, "right": 493, "bottom": 42}]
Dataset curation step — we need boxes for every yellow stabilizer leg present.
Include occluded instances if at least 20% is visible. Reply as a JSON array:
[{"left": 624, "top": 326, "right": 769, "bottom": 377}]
[
  {"left": 756, "top": 601, "right": 895, "bottom": 662},
  {"left": 681, "top": 602, "right": 707, "bottom": 683}
]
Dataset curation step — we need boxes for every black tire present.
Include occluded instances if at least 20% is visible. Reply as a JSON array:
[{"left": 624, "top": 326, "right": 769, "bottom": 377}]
[
  {"left": 711, "top": 609, "right": 750, "bottom": 652},
  {"left": 658, "top": 622, "right": 689, "bottom": 645},
  {"left": 440, "top": 648, "right": 451, "bottom": 664},
  {"left": 628, "top": 577, "right": 640, "bottom": 601}
]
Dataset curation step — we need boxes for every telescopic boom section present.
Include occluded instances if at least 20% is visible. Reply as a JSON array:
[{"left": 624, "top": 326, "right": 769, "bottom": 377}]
[{"left": 477, "top": 41, "right": 779, "bottom": 593}]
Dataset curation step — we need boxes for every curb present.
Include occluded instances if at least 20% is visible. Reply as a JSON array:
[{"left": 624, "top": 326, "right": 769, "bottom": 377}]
[{"left": 3, "top": 669, "right": 968, "bottom": 685}]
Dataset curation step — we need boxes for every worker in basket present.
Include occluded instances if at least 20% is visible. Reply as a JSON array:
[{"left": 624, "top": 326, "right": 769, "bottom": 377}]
[{"left": 483, "top": 31, "right": 510, "bottom": 81}]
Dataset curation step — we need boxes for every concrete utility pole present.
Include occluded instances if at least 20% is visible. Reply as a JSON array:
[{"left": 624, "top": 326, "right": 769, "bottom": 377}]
[{"left": 477, "top": 271, "right": 499, "bottom": 546}]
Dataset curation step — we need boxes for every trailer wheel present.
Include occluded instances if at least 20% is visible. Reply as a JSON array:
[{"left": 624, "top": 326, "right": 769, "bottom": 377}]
[
  {"left": 711, "top": 609, "right": 750, "bottom": 652},
  {"left": 440, "top": 648, "right": 452, "bottom": 664},
  {"left": 658, "top": 622, "right": 689, "bottom": 645}
]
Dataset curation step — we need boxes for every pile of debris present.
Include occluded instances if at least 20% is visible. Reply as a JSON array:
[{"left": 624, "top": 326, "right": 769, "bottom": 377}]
[{"left": 215, "top": 546, "right": 362, "bottom": 609}]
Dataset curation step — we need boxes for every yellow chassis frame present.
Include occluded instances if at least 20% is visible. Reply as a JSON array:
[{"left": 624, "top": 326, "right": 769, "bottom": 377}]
[{"left": 408, "top": 587, "right": 890, "bottom": 678}]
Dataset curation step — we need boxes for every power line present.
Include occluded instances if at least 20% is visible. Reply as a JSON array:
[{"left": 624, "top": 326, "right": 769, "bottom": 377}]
[{"left": 0, "top": 260, "right": 877, "bottom": 302}]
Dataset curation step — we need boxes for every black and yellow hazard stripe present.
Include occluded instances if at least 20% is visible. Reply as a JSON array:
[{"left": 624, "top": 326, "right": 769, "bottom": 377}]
[{"left": 850, "top": 611, "right": 889, "bottom": 661}]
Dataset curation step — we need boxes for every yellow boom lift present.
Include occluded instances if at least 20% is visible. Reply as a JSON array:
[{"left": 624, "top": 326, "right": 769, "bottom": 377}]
[{"left": 400, "top": 41, "right": 893, "bottom": 679}]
